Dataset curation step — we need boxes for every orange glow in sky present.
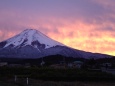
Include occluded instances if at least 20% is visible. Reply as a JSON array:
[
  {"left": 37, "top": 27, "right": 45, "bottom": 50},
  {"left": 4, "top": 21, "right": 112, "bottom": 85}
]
[{"left": 0, "top": 0, "right": 115, "bottom": 56}]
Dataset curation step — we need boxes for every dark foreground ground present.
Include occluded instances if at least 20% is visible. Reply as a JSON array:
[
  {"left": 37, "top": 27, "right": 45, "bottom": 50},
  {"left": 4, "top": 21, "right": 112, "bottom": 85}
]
[
  {"left": 0, "top": 67, "right": 115, "bottom": 86},
  {"left": 1, "top": 80, "right": 115, "bottom": 86}
]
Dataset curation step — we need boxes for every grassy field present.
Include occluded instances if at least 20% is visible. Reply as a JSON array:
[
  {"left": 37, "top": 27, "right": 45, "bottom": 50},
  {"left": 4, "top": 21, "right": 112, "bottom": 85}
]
[
  {"left": 0, "top": 67, "right": 115, "bottom": 86},
  {"left": 0, "top": 67, "right": 115, "bottom": 81},
  {"left": 1, "top": 80, "right": 115, "bottom": 86}
]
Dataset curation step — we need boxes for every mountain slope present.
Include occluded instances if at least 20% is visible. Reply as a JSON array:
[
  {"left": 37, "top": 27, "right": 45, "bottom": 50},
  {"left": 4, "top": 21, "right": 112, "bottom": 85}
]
[
  {"left": 0, "top": 29, "right": 112, "bottom": 59},
  {"left": 0, "top": 29, "right": 64, "bottom": 50}
]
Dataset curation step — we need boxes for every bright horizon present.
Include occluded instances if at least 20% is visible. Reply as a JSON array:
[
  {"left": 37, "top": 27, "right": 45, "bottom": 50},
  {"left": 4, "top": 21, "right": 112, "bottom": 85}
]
[{"left": 0, "top": 0, "right": 115, "bottom": 56}]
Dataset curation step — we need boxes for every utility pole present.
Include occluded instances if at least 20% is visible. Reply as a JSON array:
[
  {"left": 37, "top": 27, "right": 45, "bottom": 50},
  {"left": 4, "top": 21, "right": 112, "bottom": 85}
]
[
  {"left": 41, "top": 57, "right": 45, "bottom": 67},
  {"left": 63, "top": 56, "right": 66, "bottom": 68},
  {"left": 14, "top": 75, "right": 17, "bottom": 83},
  {"left": 27, "top": 77, "right": 28, "bottom": 85}
]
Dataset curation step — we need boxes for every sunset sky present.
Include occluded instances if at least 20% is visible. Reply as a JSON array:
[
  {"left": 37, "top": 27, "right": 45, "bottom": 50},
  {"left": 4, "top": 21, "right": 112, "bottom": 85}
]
[{"left": 0, "top": 0, "right": 115, "bottom": 56}]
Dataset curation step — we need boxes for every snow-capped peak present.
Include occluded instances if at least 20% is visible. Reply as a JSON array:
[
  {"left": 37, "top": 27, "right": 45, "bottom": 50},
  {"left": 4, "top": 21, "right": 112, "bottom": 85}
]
[{"left": 4, "top": 29, "right": 64, "bottom": 49}]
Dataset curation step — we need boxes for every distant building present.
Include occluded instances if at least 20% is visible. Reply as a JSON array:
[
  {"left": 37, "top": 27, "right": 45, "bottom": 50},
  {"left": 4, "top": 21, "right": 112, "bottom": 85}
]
[
  {"left": 8, "top": 64, "right": 23, "bottom": 67},
  {"left": 0, "top": 62, "right": 8, "bottom": 67},
  {"left": 68, "top": 61, "right": 84, "bottom": 68},
  {"left": 24, "top": 63, "right": 31, "bottom": 68},
  {"left": 50, "top": 64, "right": 66, "bottom": 69},
  {"left": 68, "top": 63, "right": 73, "bottom": 68},
  {"left": 101, "top": 63, "right": 112, "bottom": 69},
  {"left": 40, "top": 61, "right": 45, "bottom": 66}
]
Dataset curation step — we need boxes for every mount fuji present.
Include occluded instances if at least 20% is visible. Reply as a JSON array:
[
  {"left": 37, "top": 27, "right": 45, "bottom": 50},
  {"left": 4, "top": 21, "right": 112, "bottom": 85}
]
[{"left": 0, "top": 29, "right": 112, "bottom": 59}]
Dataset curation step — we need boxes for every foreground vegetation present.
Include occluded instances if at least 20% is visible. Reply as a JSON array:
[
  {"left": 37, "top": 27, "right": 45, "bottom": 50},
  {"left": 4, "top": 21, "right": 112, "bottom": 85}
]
[
  {"left": 0, "top": 67, "right": 115, "bottom": 86},
  {"left": 1, "top": 80, "right": 115, "bottom": 86},
  {"left": 0, "top": 67, "right": 115, "bottom": 81},
  {"left": 1, "top": 56, "right": 115, "bottom": 85}
]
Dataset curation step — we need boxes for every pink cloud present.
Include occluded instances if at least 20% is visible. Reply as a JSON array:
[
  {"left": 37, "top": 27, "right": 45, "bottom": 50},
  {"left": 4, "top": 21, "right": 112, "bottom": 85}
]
[{"left": 0, "top": 3, "right": 115, "bottom": 56}]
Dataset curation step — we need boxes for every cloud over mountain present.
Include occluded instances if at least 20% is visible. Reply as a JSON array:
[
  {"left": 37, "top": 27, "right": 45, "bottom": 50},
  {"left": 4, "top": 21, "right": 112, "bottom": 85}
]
[{"left": 0, "top": 0, "right": 115, "bottom": 55}]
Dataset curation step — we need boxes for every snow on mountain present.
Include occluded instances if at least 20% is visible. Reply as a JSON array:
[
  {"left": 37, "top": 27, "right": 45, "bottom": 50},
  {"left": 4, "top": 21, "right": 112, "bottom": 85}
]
[
  {"left": 4, "top": 29, "right": 64, "bottom": 49},
  {"left": 0, "top": 29, "right": 112, "bottom": 59}
]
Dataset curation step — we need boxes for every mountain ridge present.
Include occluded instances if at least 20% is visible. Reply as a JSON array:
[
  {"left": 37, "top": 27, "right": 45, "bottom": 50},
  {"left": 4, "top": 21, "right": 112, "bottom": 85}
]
[
  {"left": 3, "top": 29, "right": 64, "bottom": 49},
  {"left": 0, "top": 29, "right": 113, "bottom": 59}
]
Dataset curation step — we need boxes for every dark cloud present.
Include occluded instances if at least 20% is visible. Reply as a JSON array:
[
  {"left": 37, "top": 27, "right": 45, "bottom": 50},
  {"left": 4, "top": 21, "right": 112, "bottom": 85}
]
[
  {"left": 0, "top": 0, "right": 115, "bottom": 55},
  {"left": 96, "top": 27, "right": 115, "bottom": 31}
]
